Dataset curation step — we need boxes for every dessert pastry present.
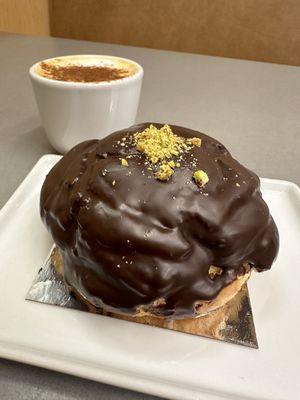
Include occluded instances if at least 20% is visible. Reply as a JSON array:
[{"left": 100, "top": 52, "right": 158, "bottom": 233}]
[{"left": 41, "top": 123, "right": 279, "bottom": 319}]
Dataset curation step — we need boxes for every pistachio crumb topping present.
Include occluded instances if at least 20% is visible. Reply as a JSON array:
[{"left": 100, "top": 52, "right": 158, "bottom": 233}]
[
  {"left": 187, "top": 137, "right": 202, "bottom": 147},
  {"left": 133, "top": 124, "right": 203, "bottom": 181},
  {"left": 193, "top": 170, "right": 209, "bottom": 187},
  {"left": 155, "top": 164, "right": 174, "bottom": 181},
  {"left": 152, "top": 298, "right": 166, "bottom": 307},
  {"left": 208, "top": 265, "right": 223, "bottom": 279},
  {"left": 120, "top": 158, "right": 128, "bottom": 167},
  {"left": 134, "top": 124, "right": 186, "bottom": 164}
]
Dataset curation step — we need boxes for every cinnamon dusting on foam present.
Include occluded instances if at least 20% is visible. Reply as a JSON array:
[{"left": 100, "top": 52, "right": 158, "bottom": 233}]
[{"left": 36, "top": 55, "right": 138, "bottom": 83}]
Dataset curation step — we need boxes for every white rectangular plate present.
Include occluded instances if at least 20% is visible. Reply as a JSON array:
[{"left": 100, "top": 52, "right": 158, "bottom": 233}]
[{"left": 0, "top": 155, "right": 299, "bottom": 400}]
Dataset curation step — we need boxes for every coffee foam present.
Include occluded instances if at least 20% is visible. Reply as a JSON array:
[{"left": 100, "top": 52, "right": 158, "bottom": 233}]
[{"left": 35, "top": 55, "right": 139, "bottom": 82}]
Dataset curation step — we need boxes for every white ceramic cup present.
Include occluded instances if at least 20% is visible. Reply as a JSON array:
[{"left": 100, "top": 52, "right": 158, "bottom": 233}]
[{"left": 29, "top": 55, "right": 143, "bottom": 154}]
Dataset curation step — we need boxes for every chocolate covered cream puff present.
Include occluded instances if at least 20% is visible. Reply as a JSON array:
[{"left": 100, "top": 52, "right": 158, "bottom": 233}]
[{"left": 41, "top": 123, "right": 279, "bottom": 319}]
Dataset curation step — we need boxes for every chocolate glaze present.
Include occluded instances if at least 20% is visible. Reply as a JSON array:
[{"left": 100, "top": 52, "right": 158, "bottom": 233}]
[{"left": 40, "top": 123, "right": 279, "bottom": 318}]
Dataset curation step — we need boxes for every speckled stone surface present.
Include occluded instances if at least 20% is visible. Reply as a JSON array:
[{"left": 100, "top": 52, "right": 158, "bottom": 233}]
[{"left": 0, "top": 358, "right": 159, "bottom": 400}]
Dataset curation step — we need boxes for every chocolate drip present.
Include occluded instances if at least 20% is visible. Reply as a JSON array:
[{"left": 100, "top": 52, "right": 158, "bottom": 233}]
[{"left": 40, "top": 123, "right": 279, "bottom": 318}]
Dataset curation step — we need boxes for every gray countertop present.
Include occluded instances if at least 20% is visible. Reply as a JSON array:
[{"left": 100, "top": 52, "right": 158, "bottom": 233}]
[{"left": 0, "top": 32, "right": 299, "bottom": 400}]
